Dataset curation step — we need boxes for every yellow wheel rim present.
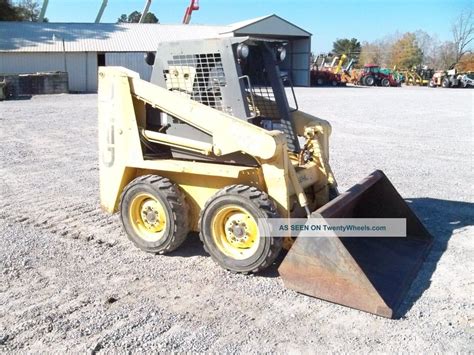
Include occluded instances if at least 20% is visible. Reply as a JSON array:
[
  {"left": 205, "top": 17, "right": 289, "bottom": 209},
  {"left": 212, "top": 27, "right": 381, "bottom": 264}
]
[
  {"left": 211, "top": 205, "right": 260, "bottom": 260},
  {"left": 129, "top": 192, "right": 167, "bottom": 242}
]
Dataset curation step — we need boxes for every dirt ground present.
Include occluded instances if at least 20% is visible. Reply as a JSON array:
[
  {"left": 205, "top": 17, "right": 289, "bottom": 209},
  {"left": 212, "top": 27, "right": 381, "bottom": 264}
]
[{"left": 0, "top": 86, "right": 473, "bottom": 352}]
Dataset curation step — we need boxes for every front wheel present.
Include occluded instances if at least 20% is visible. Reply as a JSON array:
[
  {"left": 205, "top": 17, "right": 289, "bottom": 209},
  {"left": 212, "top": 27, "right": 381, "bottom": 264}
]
[
  {"left": 381, "top": 78, "right": 390, "bottom": 87},
  {"left": 442, "top": 78, "right": 450, "bottom": 88},
  {"left": 365, "top": 75, "right": 375, "bottom": 86},
  {"left": 199, "top": 185, "right": 282, "bottom": 274},
  {"left": 120, "top": 175, "right": 189, "bottom": 254}
]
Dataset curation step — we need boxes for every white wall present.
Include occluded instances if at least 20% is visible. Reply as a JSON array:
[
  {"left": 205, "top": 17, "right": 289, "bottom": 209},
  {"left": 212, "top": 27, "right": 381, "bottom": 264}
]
[
  {"left": 277, "top": 38, "right": 310, "bottom": 86},
  {"left": 105, "top": 52, "right": 152, "bottom": 81},
  {"left": 0, "top": 52, "right": 98, "bottom": 92},
  {"left": 290, "top": 38, "right": 310, "bottom": 86}
]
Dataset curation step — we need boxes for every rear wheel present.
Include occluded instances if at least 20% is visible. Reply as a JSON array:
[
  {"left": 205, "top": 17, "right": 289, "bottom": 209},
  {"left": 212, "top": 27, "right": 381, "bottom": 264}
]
[
  {"left": 365, "top": 75, "right": 375, "bottom": 86},
  {"left": 199, "top": 185, "right": 282, "bottom": 274},
  {"left": 442, "top": 78, "right": 450, "bottom": 88},
  {"left": 120, "top": 175, "right": 189, "bottom": 254},
  {"left": 381, "top": 78, "right": 390, "bottom": 87}
]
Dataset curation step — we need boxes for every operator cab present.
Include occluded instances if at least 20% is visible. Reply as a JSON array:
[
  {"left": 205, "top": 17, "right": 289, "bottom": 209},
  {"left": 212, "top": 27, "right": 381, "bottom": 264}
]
[{"left": 146, "top": 37, "right": 300, "bottom": 163}]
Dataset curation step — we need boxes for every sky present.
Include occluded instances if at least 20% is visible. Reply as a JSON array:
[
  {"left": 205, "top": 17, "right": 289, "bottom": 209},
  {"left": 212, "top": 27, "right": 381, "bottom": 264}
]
[{"left": 40, "top": 0, "right": 472, "bottom": 53}]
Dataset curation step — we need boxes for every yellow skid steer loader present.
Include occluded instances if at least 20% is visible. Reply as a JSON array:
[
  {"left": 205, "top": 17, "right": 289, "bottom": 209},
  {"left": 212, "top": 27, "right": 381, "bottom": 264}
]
[{"left": 98, "top": 37, "right": 432, "bottom": 318}]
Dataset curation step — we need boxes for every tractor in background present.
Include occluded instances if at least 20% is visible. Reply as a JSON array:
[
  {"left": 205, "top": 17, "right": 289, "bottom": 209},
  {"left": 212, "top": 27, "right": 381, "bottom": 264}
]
[
  {"left": 430, "top": 66, "right": 474, "bottom": 88},
  {"left": 357, "top": 64, "right": 400, "bottom": 87},
  {"left": 310, "top": 54, "right": 343, "bottom": 86},
  {"left": 332, "top": 54, "right": 359, "bottom": 85},
  {"left": 401, "top": 66, "right": 434, "bottom": 86}
]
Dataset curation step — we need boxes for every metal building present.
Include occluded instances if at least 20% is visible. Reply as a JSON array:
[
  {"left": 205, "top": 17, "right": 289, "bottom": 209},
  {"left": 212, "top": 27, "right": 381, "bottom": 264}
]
[{"left": 0, "top": 15, "right": 311, "bottom": 91}]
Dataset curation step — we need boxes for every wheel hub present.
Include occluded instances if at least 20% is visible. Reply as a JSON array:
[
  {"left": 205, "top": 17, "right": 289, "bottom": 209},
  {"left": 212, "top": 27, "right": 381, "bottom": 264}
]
[
  {"left": 140, "top": 200, "right": 163, "bottom": 229},
  {"left": 128, "top": 192, "right": 167, "bottom": 242},
  {"left": 211, "top": 205, "right": 260, "bottom": 260},
  {"left": 225, "top": 218, "right": 249, "bottom": 243}
]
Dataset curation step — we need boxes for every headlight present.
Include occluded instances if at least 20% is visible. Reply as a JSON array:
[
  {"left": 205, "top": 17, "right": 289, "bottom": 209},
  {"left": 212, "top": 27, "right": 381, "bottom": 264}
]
[
  {"left": 277, "top": 46, "right": 286, "bottom": 62},
  {"left": 237, "top": 43, "right": 249, "bottom": 59}
]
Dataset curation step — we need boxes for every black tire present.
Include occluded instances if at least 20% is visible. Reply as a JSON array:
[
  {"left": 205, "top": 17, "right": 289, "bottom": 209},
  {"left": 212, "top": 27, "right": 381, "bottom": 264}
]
[
  {"left": 316, "top": 78, "right": 324, "bottom": 86},
  {"left": 365, "top": 75, "right": 375, "bottom": 86},
  {"left": 360, "top": 76, "right": 367, "bottom": 86},
  {"left": 199, "top": 185, "right": 283, "bottom": 274},
  {"left": 442, "top": 78, "right": 450, "bottom": 88},
  {"left": 429, "top": 80, "right": 436, "bottom": 88},
  {"left": 331, "top": 80, "right": 338, "bottom": 86},
  {"left": 120, "top": 175, "right": 189, "bottom": 254},
  {"left": 381, "top": 78, "right": 390, "bottom": 87}
]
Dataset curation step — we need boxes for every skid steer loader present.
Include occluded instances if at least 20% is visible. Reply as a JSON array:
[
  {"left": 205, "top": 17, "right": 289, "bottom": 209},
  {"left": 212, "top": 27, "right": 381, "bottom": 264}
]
[{"left": 98, "top": 37, "right": 432, "bottom": 318}]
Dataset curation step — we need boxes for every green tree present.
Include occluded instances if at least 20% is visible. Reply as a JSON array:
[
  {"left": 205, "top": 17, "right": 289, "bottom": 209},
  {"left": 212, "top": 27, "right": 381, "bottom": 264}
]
[
  {"left": 332, "top": 38, "right": 361, "bottom": 59},
  {"left": 0, "top": 0, "right": 20, "bottom": 20},
  {"left": 117, "top": 10, "right": 159, "bottom": 23},
  {"left": 0, "top": 0, "right": 48, "bottom": 21},
  {"left": 389, "top": 33, "right": 423, "bottom": 69}
]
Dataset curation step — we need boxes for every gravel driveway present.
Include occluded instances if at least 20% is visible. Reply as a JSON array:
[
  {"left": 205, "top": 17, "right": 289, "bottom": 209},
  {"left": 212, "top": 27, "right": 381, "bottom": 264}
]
[{"left": 0, "top": 86, "right": 472, "bottom": 352}]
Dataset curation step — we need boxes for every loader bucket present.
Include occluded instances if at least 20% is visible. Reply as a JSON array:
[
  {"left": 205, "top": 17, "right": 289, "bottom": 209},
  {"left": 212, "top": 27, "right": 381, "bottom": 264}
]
[{"left": 278, "top": 170, "right": 432, "bottom": 318}]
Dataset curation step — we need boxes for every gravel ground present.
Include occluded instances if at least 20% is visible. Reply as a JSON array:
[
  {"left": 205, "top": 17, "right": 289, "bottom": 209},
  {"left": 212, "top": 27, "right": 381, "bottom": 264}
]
[{"left": 0, "top": 86, "right": 473, "bottom": 352}]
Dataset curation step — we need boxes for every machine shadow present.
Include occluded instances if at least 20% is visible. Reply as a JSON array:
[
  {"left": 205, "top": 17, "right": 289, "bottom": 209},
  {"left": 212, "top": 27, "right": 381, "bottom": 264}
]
[
  {"left": 395, "top": 197, "right": 473, "bottom": 318},
  {"left": 169, "top": 232, "right": 208, "bottom": 257}
]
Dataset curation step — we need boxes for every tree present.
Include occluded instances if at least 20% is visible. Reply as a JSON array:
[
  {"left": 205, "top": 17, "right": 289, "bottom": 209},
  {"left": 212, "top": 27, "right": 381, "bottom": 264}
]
[
  {"left": 457, "top": 52, "right": 474, "bottom": 71},
  {"left": 117, "top": 10, "right": 159, "bottom": 23},
  {"left": 436, "top": 41, "right": 457, "bottom": 69},
  {"left": 389, "top": 32, "right": 423, "bottom": 68},
  {"left": 0, "top": 0, "right": 19, "bottom": 20},
  {"left": 358, "top": 39, "right": 391, "bottom": 67},
  {"left": 16, "top": 0, "right": 40, "bottom": 21},
  {"left": 332, "top": 38, "right": 361, "bottom": 59},
  {"left": 0, "top": 0, "right": 47, "bottom": 21},
  {"left": 452, "top": 9, "right": 473, "bottom": 62}
]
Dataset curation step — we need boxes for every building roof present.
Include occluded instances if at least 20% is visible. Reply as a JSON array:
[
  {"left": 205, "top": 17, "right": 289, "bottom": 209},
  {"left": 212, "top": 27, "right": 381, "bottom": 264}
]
[
  {"left": 0, "top": 15, "right": 310, "bottom": 53},
  {"left": 225, "top": 14, "right": 312, "bottom": 37},
  {"left": 0, "top": 22, "right": 228, "bottom": 52}
]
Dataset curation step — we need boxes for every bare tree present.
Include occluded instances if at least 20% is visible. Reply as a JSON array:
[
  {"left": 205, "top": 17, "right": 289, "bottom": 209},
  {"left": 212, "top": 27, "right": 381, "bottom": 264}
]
[{"left": 452, "top": 9, "right": 473, "bottom": 62}]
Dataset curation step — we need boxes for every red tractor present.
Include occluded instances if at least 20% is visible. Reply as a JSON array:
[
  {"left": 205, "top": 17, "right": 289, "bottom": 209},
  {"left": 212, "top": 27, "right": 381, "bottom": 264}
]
[{"left": 358, "top": 64, "right": 400, "bottom": 87}]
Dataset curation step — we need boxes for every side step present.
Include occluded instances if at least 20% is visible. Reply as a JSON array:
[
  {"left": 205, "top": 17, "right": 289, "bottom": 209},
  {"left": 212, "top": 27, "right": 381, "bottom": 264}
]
[{"left": 278, "top": 170, "right": 433, "bottom": 318}]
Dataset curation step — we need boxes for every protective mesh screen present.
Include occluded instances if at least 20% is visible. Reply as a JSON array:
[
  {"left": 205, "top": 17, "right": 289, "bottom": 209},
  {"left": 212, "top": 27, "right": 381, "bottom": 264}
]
[
  {"left": 242, "top": 51, "right": 280, "bottom": 120},
  {"left": 163, "top": 53, "right": 231, "bottom": 114}
]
